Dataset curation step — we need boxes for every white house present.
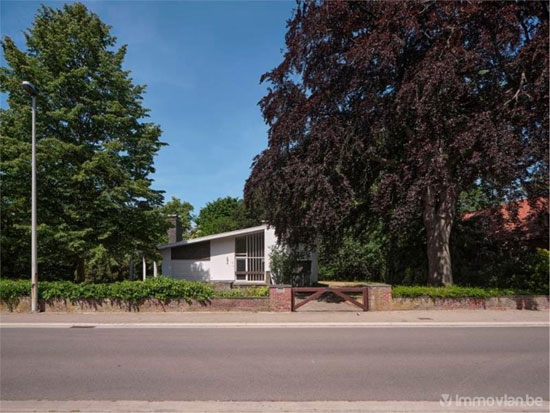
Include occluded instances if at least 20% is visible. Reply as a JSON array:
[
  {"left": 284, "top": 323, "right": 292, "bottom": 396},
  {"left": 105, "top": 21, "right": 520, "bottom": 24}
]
[{"left": 158, "top": 217, "right": 318, "bottom": 285}]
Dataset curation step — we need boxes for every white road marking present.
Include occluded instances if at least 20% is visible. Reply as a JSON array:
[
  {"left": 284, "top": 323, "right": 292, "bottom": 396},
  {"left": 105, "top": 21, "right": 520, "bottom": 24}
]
[{"left": 0, "top": 321, "right": 548, "bottom": 328}]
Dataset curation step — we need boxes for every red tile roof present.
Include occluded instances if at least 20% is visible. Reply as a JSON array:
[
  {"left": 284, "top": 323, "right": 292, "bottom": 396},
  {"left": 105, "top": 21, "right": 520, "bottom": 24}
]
[{"left": 462, "top": 197, "right": 549, "bottom": 244}]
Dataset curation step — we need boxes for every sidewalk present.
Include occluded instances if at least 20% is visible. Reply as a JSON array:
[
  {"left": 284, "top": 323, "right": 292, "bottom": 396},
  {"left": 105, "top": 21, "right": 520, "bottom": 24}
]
[{"left": 1, "top": 309, "right": 548, "bottom": 326}]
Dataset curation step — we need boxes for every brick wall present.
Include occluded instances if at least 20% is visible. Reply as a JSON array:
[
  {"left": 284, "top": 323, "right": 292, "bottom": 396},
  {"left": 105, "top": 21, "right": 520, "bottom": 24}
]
[
  {"left": 0, "top": 297, "right": 270, "bottom": 313},
  {"left": 3, "top": 290, "right": 548, "bottom": 313},
  {"left": 367, "top": 284, "right": 392, "bottom": 311},
  {"left": 269, "top": 285, "right": 292, "bottom": 312},
  {"left": 392, "top": 295, "right": 550, "bottom": 311}
]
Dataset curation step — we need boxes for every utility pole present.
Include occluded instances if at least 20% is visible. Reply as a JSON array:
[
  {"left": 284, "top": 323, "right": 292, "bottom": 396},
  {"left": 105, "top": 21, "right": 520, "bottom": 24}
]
[{"left": 21, "top": 81, "right": 39, "bottom": 313}]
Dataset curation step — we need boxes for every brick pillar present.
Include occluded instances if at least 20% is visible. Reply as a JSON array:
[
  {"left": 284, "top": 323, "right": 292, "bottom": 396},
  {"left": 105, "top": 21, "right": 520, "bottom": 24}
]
[
  {"left": 367, "top": 284, "right": 392, "bottom": 311},
  {"left": 269, "top": 285, "right": 292, "bottom": 312}
]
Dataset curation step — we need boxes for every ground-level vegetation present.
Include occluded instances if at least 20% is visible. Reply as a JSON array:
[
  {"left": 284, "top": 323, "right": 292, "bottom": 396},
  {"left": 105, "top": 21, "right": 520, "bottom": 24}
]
[
  {"left": 262, "top": 192, "right": 548, "bottom": 293},
  {"left": 0, "top": 277, "right": 269, "bottom": 304},
  {"left": 391, "top": 285, "right": 542, "bottom": 299}
]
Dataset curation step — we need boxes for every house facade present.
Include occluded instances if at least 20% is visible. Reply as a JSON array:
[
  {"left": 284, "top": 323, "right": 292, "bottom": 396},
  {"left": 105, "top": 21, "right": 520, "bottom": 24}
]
[{"left": 158, "top": 217, "right": 318, "bottom": 285}]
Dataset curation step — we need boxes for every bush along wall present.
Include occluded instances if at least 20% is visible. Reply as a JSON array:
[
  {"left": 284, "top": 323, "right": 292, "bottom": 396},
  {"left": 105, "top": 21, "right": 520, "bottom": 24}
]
[
  {"left": 2, "top": 279, "right": 547, "bottom": 312},
  {"left": 391, "top": 285, "right": 525, "bottom": 299},
  {"left": 0, "top": 277, "right": 269, "bottom": 306}
]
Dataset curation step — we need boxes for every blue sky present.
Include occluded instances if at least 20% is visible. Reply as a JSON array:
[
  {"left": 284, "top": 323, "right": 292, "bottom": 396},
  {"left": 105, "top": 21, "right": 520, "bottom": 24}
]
[{"left": 1, "top": 0, "right": 295, "bottom": 211}]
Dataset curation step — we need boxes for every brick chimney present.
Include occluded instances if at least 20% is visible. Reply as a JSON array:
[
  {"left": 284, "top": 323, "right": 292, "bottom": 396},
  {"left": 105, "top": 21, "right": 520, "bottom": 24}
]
[{"left": 167, "top": 214, "right": 182, "bottom": 243}]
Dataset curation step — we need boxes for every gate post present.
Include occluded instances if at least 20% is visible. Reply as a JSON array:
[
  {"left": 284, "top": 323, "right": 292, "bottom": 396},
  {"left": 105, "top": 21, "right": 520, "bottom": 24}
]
[
  {"left": 269, "top": 285, "right": 292, "bottom": 312},
  {"left": 367, "top": 284, "right": 392, "bottom": 311}
]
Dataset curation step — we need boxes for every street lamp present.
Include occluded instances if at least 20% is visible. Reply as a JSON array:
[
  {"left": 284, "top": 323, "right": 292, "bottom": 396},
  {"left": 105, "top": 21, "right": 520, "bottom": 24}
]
[{"left": 21, "top": 81, "right": 39, "bottom": 313}]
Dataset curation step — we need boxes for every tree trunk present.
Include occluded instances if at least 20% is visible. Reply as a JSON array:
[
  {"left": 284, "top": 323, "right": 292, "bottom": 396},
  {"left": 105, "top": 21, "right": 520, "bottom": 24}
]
[
  {"left": 423, "top": 186, "right": 455, "bottom": 286},
  {"left": 75, "top": 258, "right": 86, "bottom": 283}
]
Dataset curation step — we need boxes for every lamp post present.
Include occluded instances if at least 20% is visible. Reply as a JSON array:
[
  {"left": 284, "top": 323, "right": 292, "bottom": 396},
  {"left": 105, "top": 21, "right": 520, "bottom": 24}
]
[{"left": 21, "top": 81, "right": 39, "bottom": 313}]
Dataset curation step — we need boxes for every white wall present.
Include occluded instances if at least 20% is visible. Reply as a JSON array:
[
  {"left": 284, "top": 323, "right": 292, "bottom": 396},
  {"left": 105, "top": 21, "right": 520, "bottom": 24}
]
[
  {"left": 160, "top": 235, "right": 237, "bottom": 281},
  {"left": 209, "top": 237, "right": 235, "bottom": 281},
  {"left": 160, "top": 244, "right": 211, "bottom": 281},
  {"left": 168, "top": 260, "right": 211, "bottom": 281},
  {"left": 264, "top": 226, "right": 278, "bottom": 276}
]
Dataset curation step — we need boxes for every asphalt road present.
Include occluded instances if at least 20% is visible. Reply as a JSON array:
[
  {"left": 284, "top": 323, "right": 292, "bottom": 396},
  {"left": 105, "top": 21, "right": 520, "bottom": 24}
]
[{"left": 1, "top": 327, "right": 548, "bottom": 401}]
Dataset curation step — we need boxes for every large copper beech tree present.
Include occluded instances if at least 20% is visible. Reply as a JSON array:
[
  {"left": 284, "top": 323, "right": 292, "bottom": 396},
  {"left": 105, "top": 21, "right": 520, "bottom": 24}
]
[{"left": 245, "top": 1, "right": 549, "bottom": 286}]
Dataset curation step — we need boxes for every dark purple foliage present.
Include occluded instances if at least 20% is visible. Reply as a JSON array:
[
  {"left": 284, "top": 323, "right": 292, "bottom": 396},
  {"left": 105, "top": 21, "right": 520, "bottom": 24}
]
[{"left": 245, "top": 1, "right": 548, "bottom": 285}]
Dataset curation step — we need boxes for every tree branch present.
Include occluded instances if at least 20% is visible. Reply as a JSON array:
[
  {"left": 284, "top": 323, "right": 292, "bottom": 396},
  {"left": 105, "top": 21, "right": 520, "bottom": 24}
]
[{"left": 504, "top": 71, "right": 527, "bottom": 106}]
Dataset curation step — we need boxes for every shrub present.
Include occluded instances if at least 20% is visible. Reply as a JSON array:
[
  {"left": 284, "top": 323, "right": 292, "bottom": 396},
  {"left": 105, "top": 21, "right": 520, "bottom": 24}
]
[
  {"left": 214, "top": 286, "right": 269, "bottom": 298},
  {"left": 392, "top": 285, "right": 528, "bottom": 299},
  {"left": 0, "top": 276, "right": 215, "bottom": 303},
  {"left": 452, "top": 212, "right": 549, "bottom": 293},
  {"left": 319, "top": 235, "right": 383, "bottom": 282},
  {"left": 269, "top": 245, "right": 310, "bottom": 286},
  {"left": 318, "top": 222, "right": 428, "bottom": 285},
  {"left": 520, "top": 248, "right": 549, "bottom": 294},
  {"left": 0, "top": 279, "right": 31, "bottom": 302}
]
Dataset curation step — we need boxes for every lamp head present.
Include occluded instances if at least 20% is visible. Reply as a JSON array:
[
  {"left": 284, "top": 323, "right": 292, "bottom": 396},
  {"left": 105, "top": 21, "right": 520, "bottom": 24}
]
[{"left": 21, "top": 81, "right": 38, "bottom": 97}]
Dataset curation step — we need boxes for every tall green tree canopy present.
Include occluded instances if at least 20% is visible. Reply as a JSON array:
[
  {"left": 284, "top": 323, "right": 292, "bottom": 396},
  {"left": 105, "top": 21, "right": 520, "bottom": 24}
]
[
  {"left": 245, "top": 1, "right": 548, "bottom": 286},
  {"left": 1, "top": 3, "right": 166, "bottom": 281},
  {"left": 196, "top": 197, "right": 261, "bottom": 236},
  {"left": 160, "top": 197, "right": 194, "bottom": 234}
]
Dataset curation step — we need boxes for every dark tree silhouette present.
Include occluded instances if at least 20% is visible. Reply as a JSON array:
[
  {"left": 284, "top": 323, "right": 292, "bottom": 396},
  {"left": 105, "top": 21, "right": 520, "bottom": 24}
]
[{"left": 245, "top": 1, "right": 548, "bottom": 285}]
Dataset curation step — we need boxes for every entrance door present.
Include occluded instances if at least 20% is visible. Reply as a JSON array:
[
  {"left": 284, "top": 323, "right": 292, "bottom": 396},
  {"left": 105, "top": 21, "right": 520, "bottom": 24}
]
[{"left": 235, "top": 232, "right": 265, "bottom": 282}]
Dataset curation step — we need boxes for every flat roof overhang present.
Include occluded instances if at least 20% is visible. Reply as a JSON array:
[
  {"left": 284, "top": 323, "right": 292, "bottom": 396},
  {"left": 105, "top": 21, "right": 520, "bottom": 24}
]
[{"left": 158, "top": 224, "right": 268, "bottom": 250}]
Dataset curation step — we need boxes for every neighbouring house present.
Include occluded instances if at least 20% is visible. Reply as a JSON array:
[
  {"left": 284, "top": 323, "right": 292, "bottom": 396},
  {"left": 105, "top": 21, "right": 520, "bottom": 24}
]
[
  {"left": 462, "top": 197, "right": 549, "bottom": 249},
  {"left": 158, "top": 216, "right": 318, "bottom": 285}
]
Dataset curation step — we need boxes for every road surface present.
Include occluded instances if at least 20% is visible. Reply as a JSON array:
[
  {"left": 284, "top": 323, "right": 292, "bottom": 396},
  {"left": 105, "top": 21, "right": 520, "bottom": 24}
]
[{"left": 1, "top": 327, "right": 548, "bottom": 401}]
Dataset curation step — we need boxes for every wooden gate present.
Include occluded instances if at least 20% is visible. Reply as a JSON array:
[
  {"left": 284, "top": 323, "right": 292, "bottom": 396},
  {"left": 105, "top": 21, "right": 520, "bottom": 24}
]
[{"left": 291, "top": 287, "right": 368, "bottom": 311}]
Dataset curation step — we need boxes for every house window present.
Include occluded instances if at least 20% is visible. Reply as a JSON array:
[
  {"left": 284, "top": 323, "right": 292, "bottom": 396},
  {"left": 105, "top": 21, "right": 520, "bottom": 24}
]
[
  {"left": 235, "top": 232, "right": 265, "bottom": 282},
  {"left": 171, "top": 241, "right": 210, "bottom": 261},
  {"left": 235, "top": 236, "right": 246, "bottom": 255}
]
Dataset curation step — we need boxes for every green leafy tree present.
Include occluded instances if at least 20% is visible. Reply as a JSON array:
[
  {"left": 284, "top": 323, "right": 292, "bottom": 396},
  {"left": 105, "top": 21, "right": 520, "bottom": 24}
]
[
  {"left": 195, "top": 197, "right": 261, "bottom": 236},
  {"left": 457, "top": 184, "right": 497, "bottom": 214},
  {"left": 160, "top": 197, "right": 194, "bottom": 233},
  {"left": 1, "top": 3, "right": 165, "bottom": 281},
  {"left": 269, "top": 245, "right": 304, "bottom": 286},
  {"left": 319, "top": 228, "right": 388, "bottom": 282}
]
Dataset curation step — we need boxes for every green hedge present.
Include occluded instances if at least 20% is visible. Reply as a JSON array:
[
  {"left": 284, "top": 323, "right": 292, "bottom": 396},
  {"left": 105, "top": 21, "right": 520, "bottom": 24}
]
[
  {"left": 392, "top": 285, "right": 532, "bottom": 299},
  {"left": 0, "top": 277, "right": 270, "bottom": 303},
  {"left": 0, "top": 277, "right": 215, "bottom": 303},
  {"left": 214, "top": 286, "right": 269, "bottom": 298},
  {"left": 4, "top": 279, "right": 540, "bottom": 303}
]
